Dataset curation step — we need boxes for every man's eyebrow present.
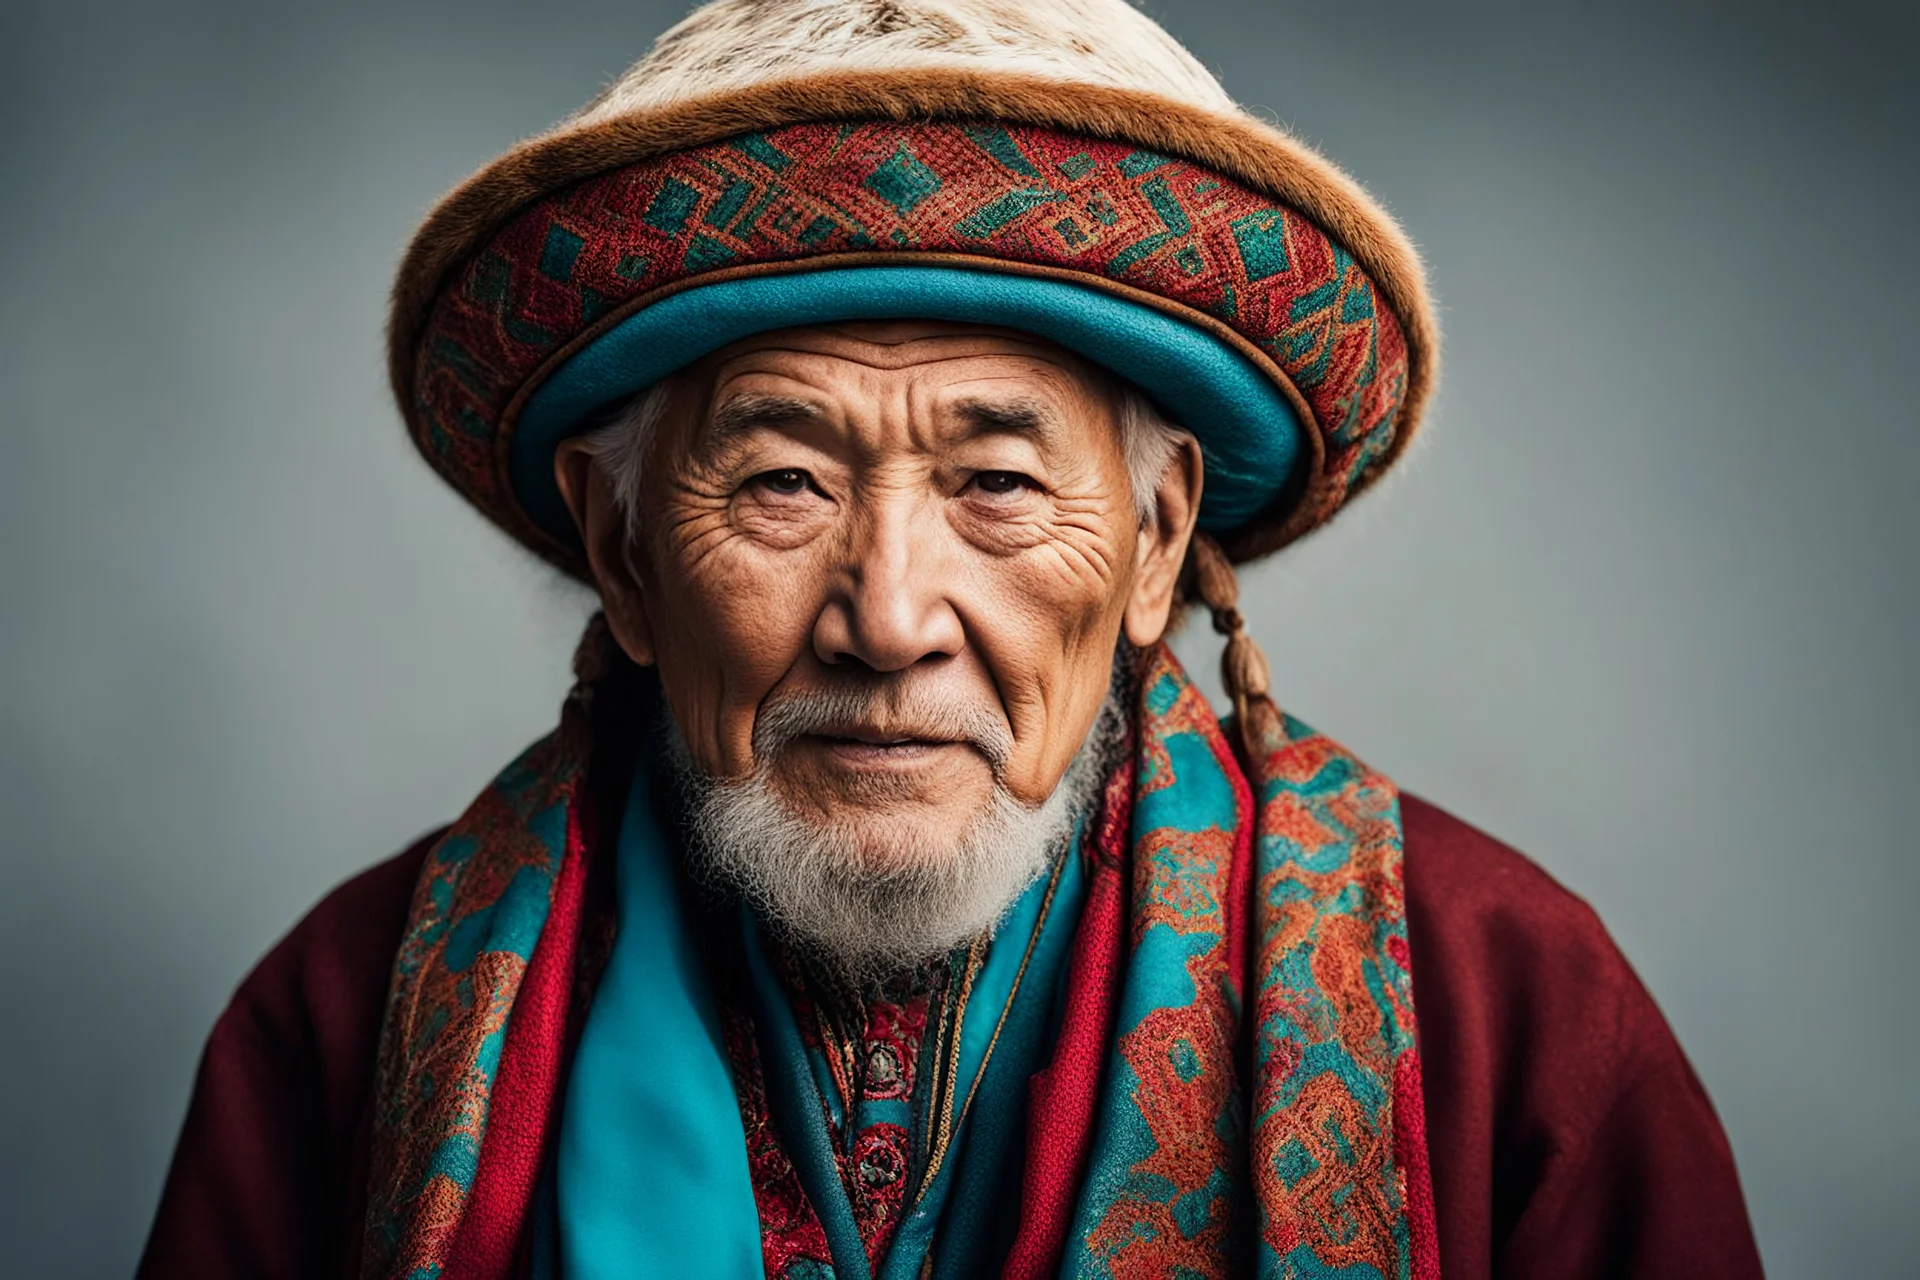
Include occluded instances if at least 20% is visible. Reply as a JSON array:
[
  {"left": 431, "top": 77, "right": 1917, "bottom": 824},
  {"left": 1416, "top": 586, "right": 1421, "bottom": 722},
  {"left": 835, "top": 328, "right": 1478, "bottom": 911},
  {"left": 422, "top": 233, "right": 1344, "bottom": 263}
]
[
  {"left": 703, "top": 393, "right": 825, "bottom": 443},
  {"left": 949, "top": 396, "right": 1065, "bottom": 443}
]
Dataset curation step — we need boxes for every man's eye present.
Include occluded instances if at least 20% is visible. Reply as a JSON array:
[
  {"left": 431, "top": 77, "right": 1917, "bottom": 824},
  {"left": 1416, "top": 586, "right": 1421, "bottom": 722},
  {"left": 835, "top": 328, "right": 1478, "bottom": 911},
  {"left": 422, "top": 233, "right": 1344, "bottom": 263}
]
[
  {"left": 970, "top": 471, "right": 1035, "bottom": 496},
  {"left": 752, "top": 468, "right": 812, "bottom": 495}
]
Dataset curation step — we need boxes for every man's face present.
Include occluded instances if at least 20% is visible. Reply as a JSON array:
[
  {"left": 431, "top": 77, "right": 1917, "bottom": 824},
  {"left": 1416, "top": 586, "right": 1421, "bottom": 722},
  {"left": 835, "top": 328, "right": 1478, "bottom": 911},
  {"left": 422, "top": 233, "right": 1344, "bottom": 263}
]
[{"left": 559, "top": 319, "right": 1199, "bottom": 868}]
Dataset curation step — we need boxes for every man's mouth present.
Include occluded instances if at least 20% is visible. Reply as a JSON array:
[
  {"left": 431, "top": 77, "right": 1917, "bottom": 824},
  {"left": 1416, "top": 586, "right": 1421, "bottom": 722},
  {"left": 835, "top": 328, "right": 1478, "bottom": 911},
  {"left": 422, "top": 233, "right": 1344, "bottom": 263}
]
[
  {"left": 751, "top": 693, "right": 1014, "bottom": 776},
  {"left": 802, "top": 728, "right": 969, "bottom": 766},
  {"left": 825, "top": 725, "right": 942, "bottom": 746}
]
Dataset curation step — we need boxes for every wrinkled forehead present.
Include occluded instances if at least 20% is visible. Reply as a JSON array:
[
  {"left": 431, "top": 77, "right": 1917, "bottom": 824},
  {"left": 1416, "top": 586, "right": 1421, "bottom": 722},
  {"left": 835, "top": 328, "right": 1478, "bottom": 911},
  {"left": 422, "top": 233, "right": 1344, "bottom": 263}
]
[
  {"left": 658, "top": 319, "right": 1123, "bottom": 448},
  {"left": 692, "top": 318, "right": 1117, "bottom": 391}
]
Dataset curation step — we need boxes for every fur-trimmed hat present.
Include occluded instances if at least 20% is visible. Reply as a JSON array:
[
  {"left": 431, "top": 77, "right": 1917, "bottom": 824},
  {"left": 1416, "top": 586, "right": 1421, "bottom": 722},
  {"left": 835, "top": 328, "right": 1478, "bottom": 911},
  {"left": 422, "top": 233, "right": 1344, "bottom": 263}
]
[{"left": 391, "top": 0, "right": 1438, "bottom": 574}]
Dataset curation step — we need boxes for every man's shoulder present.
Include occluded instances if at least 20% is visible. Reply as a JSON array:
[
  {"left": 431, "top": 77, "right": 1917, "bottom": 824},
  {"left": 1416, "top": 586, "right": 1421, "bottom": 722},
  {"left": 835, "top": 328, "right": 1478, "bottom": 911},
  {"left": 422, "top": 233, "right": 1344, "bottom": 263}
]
[
  {"left": 1401, "top": 792, "right": 1606, "bottom": 935},
  {"left": 1398, "top": 793, "right": 1677, "bottom": 1064},
  {"left": 291, "top": 833, "right": 438, "bottom": 958},
  {"left": 1396, "top": 797, "right": 1758, "bottom": 1273},
  {"left": 217, "top": 830, "right": 441, "bottom": 1061},
  {"left": 1399, "top": 792, "right": 1644, "bottom": 1015},
  {"left": 140, "top": 832, "right": 448, "bottom": 1278}
]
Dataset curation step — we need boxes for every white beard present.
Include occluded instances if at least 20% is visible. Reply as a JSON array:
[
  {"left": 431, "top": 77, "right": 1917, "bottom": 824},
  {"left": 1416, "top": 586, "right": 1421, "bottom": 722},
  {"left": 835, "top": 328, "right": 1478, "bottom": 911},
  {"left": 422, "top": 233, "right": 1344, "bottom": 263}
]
[{"left": 669, "top": 664, "right": 1130, "bottom": 979}]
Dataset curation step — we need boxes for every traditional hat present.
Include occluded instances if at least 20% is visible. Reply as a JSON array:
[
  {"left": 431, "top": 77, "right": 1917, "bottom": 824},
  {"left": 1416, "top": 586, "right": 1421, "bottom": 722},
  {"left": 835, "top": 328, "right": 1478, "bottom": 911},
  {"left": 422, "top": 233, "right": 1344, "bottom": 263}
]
[{"left": 390, "top": 0, "right": 1438, "bottom": 576}]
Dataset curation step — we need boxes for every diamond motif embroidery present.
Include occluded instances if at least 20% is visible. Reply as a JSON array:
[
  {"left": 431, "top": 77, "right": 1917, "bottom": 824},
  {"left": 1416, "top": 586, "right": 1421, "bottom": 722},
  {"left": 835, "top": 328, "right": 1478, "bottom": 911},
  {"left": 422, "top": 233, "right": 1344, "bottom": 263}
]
[{"left": 863, "top": 144, "right": 942, "bottom": 214}]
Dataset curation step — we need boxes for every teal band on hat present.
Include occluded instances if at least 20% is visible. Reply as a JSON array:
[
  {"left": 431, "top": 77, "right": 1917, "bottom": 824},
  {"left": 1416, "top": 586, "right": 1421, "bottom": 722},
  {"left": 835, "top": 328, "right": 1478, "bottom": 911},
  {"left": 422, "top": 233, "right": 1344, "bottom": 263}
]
[{"left": 512, "top": 264, "right": 1305, "bottom": 545}]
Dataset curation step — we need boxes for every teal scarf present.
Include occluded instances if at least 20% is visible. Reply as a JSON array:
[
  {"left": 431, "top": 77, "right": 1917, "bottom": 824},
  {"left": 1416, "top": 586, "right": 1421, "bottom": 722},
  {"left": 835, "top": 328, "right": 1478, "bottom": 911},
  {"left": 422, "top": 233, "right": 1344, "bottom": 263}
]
[{"left": 553, "top": 750, "right": 760, "bottom": 1275}]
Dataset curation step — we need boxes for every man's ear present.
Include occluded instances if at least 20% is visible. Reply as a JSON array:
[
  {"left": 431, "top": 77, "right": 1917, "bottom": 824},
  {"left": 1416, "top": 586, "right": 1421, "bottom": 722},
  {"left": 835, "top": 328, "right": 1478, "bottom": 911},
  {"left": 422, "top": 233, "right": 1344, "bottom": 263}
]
[
  {"left": 1124, "top": 433, "right": 1204, "bottom": 647},
  {"left": 553, "top": 438, "right": 656, "bottom": 666}
]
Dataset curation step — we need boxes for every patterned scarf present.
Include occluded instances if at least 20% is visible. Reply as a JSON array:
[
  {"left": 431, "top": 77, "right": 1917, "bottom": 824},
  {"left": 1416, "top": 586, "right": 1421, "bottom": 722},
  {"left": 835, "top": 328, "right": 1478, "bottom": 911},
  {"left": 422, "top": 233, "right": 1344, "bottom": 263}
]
[{"left": 362, "top": 627, "right": 1438, "bottom": 1278}]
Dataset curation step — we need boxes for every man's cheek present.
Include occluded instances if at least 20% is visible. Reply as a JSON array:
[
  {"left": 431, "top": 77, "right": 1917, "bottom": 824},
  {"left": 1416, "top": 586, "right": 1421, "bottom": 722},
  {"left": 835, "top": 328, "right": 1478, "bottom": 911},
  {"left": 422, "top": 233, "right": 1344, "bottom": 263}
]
[
  {"left": 668, "top": 530, "right": 816, "bottom": 630},
  {"left": 971, "top": 579, "right": 1124, "bottom": 800},
  {"left": 971, "top": 558, "right": 1120, "bottom": 682},
  {"left": 676, "top": 562, "right": 823, "bottom": 700}
]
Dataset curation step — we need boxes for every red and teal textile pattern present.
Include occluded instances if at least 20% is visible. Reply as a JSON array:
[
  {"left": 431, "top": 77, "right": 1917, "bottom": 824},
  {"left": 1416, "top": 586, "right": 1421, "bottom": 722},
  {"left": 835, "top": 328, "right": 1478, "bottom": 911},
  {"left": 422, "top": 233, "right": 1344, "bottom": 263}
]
[
  {"left": 1240, "top": 690, "right": 1437, "bottom": 1277},
  {"left": 410, "top": 121, "right": 1411, "bottom": 552},
  {"left": 360, "top": 632, "right": 1436, "bottom": 1279},
  {"left": 1019, "top": 645, "right": 1436, "bottom": 1278},
  {"left": 362, "top": 671, "right": 596, "bottom": 1278}
]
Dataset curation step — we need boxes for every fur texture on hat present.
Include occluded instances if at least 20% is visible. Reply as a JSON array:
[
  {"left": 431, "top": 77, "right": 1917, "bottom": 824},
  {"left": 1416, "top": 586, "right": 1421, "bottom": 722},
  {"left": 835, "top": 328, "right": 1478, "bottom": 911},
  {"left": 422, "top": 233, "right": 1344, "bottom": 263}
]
[
  {"left": 390, "top": 0, "right": 1439, "bottom": 565},
  {"left": 580, "top": 0, "right": 1240, "bottom": 123}
]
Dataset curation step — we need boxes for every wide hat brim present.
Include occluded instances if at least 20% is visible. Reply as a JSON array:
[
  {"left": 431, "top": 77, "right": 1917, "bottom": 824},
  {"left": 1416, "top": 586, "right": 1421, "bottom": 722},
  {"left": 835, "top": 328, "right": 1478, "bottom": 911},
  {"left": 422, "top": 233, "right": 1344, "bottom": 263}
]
[{"left": 391, "top": 69, "right": 1439, "bottom": 575}]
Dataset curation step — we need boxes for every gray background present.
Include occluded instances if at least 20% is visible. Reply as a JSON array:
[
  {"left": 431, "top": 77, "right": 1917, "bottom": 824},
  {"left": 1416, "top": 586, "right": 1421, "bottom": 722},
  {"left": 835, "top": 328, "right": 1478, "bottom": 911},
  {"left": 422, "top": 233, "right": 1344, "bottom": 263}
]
[{"left": 2, "top": 0, "right": 1914, "bottom": 1273}]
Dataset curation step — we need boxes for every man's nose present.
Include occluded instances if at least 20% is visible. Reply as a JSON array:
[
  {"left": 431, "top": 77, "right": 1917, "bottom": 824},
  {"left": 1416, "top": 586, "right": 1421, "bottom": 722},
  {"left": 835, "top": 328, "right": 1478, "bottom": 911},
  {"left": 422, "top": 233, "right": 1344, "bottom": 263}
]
[{"left": 812, "top": 499, "right": 964, "bottom": 672}]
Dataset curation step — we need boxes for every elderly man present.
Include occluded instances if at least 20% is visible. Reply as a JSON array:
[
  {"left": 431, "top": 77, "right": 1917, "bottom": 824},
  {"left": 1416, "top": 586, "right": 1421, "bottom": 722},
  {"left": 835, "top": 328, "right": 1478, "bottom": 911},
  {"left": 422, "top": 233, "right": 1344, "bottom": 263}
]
[{"left": 140, "top": 2, "right": 1761, "bottom": 1277}]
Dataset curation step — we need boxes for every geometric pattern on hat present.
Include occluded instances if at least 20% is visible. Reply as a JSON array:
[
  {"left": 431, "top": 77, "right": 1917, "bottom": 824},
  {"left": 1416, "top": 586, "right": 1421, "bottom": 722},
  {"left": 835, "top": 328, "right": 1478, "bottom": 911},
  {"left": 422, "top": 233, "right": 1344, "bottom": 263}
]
[{"left": 412, "top": 121, "right": 1410, "bottom": 573}]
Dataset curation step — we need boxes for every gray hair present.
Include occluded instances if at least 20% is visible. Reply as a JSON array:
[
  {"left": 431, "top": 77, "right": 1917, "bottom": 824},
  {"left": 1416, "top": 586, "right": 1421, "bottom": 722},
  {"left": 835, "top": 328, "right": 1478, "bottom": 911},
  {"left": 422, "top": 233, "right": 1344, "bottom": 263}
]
[{"left": 580, "top": 377, "right": 1191, "bottom": 535}]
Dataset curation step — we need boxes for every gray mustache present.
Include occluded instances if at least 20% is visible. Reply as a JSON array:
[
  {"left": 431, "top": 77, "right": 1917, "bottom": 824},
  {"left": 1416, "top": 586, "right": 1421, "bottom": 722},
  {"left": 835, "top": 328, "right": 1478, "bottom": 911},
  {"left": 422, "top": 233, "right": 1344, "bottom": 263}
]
[{"left": 751, "top": 683, "right": 1014, "bottom": 772}]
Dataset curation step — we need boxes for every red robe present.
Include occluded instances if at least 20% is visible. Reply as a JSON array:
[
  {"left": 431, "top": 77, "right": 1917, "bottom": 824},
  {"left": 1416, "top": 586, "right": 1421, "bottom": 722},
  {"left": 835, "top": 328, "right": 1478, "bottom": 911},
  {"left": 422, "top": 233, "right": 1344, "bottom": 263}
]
[{"left": 137, "top": 796, "right": 1762, "bottom": 1278}]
